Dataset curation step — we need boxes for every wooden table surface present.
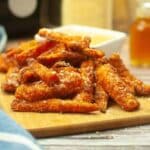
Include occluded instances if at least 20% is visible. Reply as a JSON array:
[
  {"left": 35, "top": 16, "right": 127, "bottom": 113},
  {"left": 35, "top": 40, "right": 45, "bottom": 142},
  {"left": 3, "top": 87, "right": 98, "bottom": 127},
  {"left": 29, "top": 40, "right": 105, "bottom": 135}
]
[
  {"left": 37, "top": 40, "right": 150, "bottom": 150},
  {"left": 7, "top": 39, "right": 150, "bottom": 150}
]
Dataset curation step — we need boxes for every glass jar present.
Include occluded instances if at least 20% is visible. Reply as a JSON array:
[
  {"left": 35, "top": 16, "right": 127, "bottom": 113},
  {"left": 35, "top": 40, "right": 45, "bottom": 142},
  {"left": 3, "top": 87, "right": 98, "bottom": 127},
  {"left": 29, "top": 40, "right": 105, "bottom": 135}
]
[{"left": 130, "top": 0, "right": 150, "bottom": 67}]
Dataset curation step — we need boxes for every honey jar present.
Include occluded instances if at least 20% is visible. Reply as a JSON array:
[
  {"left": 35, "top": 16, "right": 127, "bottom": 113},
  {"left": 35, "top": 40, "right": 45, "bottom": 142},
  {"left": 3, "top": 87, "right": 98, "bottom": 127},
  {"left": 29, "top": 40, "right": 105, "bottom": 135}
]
[{"left": 130, "top": 0, "right": 150, "bottom": 67}]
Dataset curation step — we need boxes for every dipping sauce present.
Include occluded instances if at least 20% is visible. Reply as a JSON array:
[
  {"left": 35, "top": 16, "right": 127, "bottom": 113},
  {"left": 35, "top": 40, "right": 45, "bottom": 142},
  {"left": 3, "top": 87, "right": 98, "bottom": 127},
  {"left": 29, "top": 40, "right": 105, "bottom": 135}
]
[{"left": 90, "top": 35, "right": 112, "bottom": 46}]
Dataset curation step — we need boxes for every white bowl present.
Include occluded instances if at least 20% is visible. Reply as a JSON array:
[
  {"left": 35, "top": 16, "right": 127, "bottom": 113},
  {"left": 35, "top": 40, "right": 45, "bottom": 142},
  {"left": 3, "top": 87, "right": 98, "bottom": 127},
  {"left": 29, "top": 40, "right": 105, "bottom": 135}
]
[{"left": 53, "top": 25, "right": 126, "bottom": 56}]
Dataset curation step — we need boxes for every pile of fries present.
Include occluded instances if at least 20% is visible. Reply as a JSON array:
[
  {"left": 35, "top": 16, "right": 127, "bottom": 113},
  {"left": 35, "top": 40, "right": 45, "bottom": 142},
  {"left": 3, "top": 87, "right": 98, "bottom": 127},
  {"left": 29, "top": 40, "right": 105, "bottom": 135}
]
[{"left": 0, "top": 28, "right": 150, "bottom": 113}]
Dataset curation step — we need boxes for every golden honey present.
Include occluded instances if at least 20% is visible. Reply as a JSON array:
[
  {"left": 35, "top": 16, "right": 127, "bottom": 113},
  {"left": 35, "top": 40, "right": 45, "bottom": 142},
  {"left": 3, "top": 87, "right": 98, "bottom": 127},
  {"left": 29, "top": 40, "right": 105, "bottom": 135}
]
[
  {"left": 130, "top": 18, "right": 150, "bottom": 66},
  {"left": 130, "top": 0, "right": 150, "bottom": 67}
]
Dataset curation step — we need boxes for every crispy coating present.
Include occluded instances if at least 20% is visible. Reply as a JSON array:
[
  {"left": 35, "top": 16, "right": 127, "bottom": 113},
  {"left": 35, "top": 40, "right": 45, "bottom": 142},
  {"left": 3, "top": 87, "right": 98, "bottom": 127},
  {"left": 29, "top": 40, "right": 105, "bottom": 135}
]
[
  {"left": 11, "top": 99, "right": 98, "bottom": 113},
  {"left": 52, "top": 61, "right": 71, "bottom": 68},
  {"left": 95, "top": 85, "right": 108, "bottom": 113},
  {"left": 109, "top": 54, "right": 132, "bottom": 77},
  {"left": 5, "top": 46, "right": 23, "bottom": 58},
  {"left": 95, "top": 77, "right": 108, "bottom": 113},
  {"left": 0, "top": 42, "right": 40, "bottom": 73},
  {"left": 37, "top": 44, "right": 86, "bottom": 67},
  {"left": 75, "top": 60, "right": 94, "bottom": 103},
  {"left": 6, "top": 41, "right": 40, "bottom": 59},
  {"left": 38, "top": 28, "right": 91, "bottom": 49},
  {"left": 15, "top": 81, "right": 56, "bottom": 102},
  {"left": 96, "top": 63, "right": 139, "bottom": 111},
  {"left": 29, "top": 60, "right": 59, "bottom": 86},
  {"left": 19, "top": 67, "right": 39, "bottom": 83},
  {"left": 16, "top": 66, "right": 83, "bottom": 101},
  {"left": 134, "top": 80, "right": 150, "bottom": 96},
  {"left": 2, "top": 67, "right": 20, "bottom": 93},
  {"left": 0, "top": 53, "right": 18, "bottom": 73},
  {"left": 109, "top": 53, "right": 135, "bottom": 93},
  {"left": 16, "top": 40, "right": 57, "bottom": 65},
  {"left": 109, "top": 53, "right": 150, "bottom": 96},
  {"left": 55, "top": 67, "right": 83, "bottom": 98},
  {"left": 0, "top": 54, "right": 8, "bottom": 73},
  {"left": 80, "top": 48, "right": 104, "bottom": 59}
]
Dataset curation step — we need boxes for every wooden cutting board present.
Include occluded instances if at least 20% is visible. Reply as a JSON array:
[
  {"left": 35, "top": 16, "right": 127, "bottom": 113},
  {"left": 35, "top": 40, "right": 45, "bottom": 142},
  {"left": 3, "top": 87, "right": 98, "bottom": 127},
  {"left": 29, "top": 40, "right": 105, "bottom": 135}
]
[{"left": 0, "top": 73, "right": 150, "bottom": 138}]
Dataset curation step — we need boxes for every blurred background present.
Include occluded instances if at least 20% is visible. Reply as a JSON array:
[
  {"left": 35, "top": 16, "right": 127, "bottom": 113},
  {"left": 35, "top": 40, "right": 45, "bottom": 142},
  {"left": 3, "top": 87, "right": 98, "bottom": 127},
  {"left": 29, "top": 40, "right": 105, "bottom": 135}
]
[{"left": 0, "top": 0, "right": 137, "bottom": 38}]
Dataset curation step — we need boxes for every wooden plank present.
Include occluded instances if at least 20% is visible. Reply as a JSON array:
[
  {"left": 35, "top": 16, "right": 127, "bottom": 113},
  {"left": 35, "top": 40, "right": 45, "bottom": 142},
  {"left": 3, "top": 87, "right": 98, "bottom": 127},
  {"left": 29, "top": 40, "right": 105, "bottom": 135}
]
[{"left": 0, "top": 73, "right": 150, "bottom": 138}]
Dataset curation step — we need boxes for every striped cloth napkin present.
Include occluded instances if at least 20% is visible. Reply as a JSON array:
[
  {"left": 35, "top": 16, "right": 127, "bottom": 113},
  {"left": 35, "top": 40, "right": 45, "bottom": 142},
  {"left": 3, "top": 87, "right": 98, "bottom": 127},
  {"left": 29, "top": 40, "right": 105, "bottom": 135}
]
[{"left": 0, "top": 110, "right": 41, "bottom": 150}]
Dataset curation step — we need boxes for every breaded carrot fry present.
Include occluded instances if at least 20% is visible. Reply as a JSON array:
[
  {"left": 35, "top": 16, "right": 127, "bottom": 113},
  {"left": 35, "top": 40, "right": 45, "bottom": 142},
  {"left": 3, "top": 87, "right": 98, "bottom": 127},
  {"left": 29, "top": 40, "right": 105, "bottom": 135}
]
[
  {"left": 20, "top": 64, "right": 82, "bottom": 99},
  {"left": 95, "top": 81, "right": 108, "bottom": 113},
  {"left": 81, "top": 48, "right": 104, "bottom": 59},
  {"left": 75, "top": 60, "right": 94, "bottom": 103},
  {"left": 55, "top": 66, "right": 82, "bottom": 98},
  {"left": 109, "top": 53, "right": 135, "bottom": 93},
  {"left": 6, "top": 47, "right": 23, "bottom": 58},
  {"left": 95, "top": 59, "right": 109, "bottom": 112},
  {"left": 19, "top": 67, "right": 39, "bottom": 83},
  {"left": 15, "top": 81, "right": 56, "bottom": 102},
  {"left": 11, "top": 99, "right": 98, "bottom": 113},
  {"left": 95, "top": 85, "right": 108, "bottom": 113},
  {"left": 109, "top": 53, "right": 150, "bottom": 96},
  {"left": 38, "top": 28, "right": 91, "bottom": 49},
  {"left": 52, "top": 61, "right": 71, "bottom": 68},
  {"left": 16, "top": 40, "right": 57, "bottom": 65},
  {"left": 37, "top": 44, "right": 86, "bottom": 66},
  {"left": 2, "top": 67, "right": 20, "bottom": 93},
  {"left": 96, "top": 63, "right": 139, "bottom": 111},
  {"left": 134, "top": 80, "right": 150, "bottom": 96},
  {"left": 6, "top": 41, "right": 40, "bottom": 58},
  {"left": 37, "top": 44, "right": 65, "bottom": 65},
  {"left": 29, "top": 60, "right": 59, "bottom": 86},
  {"left": 0, "top": 54, "right": 18, "bottom": 73},
  {"left": 0, "top": 54, "right": 8, "bottom": 73},
  {"left": 16, "top": 67, "right": 82, "bottom": 101}
]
